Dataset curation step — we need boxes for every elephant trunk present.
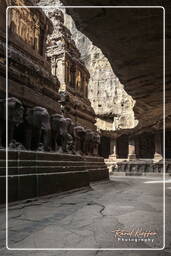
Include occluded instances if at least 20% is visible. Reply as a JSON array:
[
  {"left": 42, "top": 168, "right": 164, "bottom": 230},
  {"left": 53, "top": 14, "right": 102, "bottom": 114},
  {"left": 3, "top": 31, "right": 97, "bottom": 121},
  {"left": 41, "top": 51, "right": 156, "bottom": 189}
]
[{"left": 43, "top": 128, "right": 51, "bottom": 151}]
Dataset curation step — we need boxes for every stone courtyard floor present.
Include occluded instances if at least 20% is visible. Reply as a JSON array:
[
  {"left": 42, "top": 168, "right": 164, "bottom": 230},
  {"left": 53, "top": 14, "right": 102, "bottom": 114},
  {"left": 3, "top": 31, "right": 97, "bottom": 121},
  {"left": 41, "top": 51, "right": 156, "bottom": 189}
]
[{"left": 0, "top": 176, "right": 171, "bottom": 256}]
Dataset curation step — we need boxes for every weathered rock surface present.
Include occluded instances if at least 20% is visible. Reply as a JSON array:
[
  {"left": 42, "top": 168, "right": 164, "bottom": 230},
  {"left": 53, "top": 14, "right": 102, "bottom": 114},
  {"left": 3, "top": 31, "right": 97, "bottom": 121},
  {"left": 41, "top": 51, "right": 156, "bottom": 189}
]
[
  {"left": 63, "top": 11, "right": 137, "bottom": 131},
  {"left": 36, "top": 0, "right": 137, "bottom": 131},
  {"left": 60, "top": 0, "right": 170, "bottom": 132}
]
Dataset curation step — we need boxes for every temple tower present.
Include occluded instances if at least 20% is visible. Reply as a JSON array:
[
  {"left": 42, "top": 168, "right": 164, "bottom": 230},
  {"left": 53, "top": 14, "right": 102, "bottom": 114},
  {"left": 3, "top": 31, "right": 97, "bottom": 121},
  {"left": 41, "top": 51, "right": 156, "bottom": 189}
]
[{"left": 46, "top": 9, "right": 96, "bottom": 130}]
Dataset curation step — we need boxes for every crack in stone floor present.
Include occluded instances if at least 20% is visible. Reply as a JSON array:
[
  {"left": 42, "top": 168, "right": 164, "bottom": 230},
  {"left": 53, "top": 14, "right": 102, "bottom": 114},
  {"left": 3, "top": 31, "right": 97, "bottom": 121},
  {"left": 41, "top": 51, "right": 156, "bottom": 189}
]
[{"left": 0, "top": 176, "right": 170, "bottom": 255}]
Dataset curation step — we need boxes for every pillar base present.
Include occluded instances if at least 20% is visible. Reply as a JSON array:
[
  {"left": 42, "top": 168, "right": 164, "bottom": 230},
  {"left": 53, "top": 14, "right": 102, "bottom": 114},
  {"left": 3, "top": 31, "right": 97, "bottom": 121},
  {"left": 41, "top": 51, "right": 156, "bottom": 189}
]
[
  {"left": 128, "top": 154, "right": 136, "bottom": 160},
  {"left": 154, "top": 153, "right": 162, "bottom": 161},
  {"left": 109, "top": 154, "right": 117, "bottom": 161}
]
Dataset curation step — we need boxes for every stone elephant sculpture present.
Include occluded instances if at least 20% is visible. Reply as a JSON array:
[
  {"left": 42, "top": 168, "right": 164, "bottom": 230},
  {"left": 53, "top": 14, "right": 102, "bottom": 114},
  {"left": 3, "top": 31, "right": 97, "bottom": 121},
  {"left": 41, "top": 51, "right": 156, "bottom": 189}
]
[
  {"left": 0, "top": 97, "right": 24, "bottom": 148},
  {"left": 25, "top": 106, "right": 51, "bottom": 151},
  {"left": 93, "top": 132, "right": 101, "bottom": 155},
  {"left": 73, "top": 125, "right": 86, "bottom": 154},
  {"left": 83, "top": 129, "right": 94, "bottom": 155},
  {"left": 65, "top": 118, "right": 75, "bottom": 154},
  {"left": 51, "top": 114, "right": 68, "bottom": 153}
]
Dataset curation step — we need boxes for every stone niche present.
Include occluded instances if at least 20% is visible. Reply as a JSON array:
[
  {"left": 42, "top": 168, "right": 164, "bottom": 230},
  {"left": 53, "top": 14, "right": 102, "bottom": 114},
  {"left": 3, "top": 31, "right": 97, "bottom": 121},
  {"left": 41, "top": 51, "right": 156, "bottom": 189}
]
[
  {"left": 9, "top": 7, "right": 42, "bottom": 55},
  {"left": 8, "top": 0, "right": 52, "bottom": 58}
]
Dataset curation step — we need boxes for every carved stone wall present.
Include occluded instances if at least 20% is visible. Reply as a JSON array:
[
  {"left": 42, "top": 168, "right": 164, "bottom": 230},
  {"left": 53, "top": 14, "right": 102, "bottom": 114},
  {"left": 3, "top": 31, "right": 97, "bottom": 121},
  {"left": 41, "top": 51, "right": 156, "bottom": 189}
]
[
  {"left": 0, "top": 0, "right": 61, "bottom": 114},
  {"left": 10, "top": 7, "right": 41, "bottom": 52},
  {"left": 45, "top": 8, "right": 96, "bottom": 130}
]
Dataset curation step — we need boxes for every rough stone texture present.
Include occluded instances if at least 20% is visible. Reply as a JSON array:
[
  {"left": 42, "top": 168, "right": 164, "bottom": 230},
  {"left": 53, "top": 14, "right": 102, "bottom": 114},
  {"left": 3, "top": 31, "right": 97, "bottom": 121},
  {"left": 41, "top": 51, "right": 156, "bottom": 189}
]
[
  {"left": 59, "top": 0, "right": 170, "bottom": 133},
  {"left": 0, "top": 0, "right": 61, "bottom": 114},
  {"left": 45, "top": 8, "right": 97, "bottom": 130},
  {"left": 0, "top": 150, "right": 109, "bottom": 204},
  {"left": 36, "top": 0, "right": 137, "bottom": 131},
  {"left": 63, "top": 14, "right": 137, "bottom": 130}
]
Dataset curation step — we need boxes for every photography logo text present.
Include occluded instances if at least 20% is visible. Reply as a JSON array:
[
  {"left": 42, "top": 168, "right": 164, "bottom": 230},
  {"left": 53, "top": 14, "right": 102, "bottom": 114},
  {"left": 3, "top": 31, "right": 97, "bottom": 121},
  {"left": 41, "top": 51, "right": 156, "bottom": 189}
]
[{"left": 112, "top": 228, "right": 158, "bottom": 243}]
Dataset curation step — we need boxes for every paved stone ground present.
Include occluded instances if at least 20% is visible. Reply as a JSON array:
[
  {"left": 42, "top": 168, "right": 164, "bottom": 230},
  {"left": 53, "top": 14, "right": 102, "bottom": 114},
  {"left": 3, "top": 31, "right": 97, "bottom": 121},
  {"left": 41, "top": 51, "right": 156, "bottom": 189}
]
[{"left": 0, "top": 176, "right": 171, "bottom": 256}]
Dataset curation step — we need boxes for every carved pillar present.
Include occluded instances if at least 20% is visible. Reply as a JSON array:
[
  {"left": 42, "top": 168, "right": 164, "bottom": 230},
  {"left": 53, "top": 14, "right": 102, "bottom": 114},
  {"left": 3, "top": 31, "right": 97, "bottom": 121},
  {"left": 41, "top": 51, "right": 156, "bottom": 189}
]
[
  {"left": 109, "top": 137, "right": 117, "bottom": 160},
  {"left": 154, "top": 132, "right": 162, "bottom": 160},
  {"left": 128, "top": 136, "right": 136, "bottom": 160}
]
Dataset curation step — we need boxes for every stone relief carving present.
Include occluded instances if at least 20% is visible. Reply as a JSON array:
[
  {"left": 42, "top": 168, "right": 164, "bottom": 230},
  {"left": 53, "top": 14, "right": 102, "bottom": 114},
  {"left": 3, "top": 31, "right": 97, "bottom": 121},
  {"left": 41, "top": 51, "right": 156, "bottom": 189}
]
[
  {"left": 73, "top": 126, "right": 86, "bottom": 155},
  {"left": 0, "top": 97, "right": 100, "bottom": 155},
  {"left": 25, "top": 106, "right": 51, "bottom": 151},
  {"left": 0, "top": 97, "right": 24, "bottom": 149},
  {"left": 9, "top": 7, "right": 41, "bottom": 51}
]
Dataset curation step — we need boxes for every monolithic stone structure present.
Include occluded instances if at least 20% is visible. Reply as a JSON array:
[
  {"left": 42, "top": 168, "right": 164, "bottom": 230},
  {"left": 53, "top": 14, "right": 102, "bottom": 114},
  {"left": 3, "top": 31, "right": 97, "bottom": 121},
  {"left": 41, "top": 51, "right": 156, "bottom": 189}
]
[
  {"left": 36, "top": 0, "right": 137, "bottom": 132},
  {"left": 62, "top": 1, "right": 167, "bottom": 133},
  {"left": 1, "top": 0, "right": 60, "bottom": 112},
  {"left": 46, "top": 9, "right": 96, "bottom": 130},
  {"left": 63, "top": 12, "right": 137, "bottom": 131},
  {"left": 0, "top": 1, "right": 109, "bottom": 204},
  {"left": 60, "top": 2, "right": 168, "bottom": 176}
]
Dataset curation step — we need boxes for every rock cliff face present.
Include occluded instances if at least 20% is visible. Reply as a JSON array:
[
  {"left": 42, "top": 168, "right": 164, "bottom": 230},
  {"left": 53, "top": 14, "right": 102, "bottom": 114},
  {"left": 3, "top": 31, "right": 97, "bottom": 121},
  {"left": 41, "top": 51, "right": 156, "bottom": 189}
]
[
  {"left": 58, "top": 1, "right": 168, "bottom": 133},
  {"left": 36, "top": 0, "right": 137, "bottom": 131},
  {"left": 63, "top": 11, "right": 137, "bottom": 131}
]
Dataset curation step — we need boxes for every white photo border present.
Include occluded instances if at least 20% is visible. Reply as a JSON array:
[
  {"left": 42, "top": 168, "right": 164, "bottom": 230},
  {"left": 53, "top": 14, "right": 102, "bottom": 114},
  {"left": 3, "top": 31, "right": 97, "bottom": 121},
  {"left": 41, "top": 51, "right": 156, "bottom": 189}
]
[{"left": 6, "top": 5, "right": 165, "bottom": 251}]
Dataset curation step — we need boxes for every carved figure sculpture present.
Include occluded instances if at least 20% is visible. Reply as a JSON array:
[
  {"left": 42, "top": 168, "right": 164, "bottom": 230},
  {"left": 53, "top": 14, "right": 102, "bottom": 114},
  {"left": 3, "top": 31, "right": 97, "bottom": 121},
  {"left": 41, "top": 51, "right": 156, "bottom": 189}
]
[
  {"left": 65, "top": 118, "right": 74, "bottom": 153},
  {"left": 73, "top": 125, "right": 85, "bottom": 154},
  {"left": 25, "top": 106, "right": 51, "bottom": 151},
  {"left": 93, "top": 132, "right": 101, "bottom": 155},
  {"left": 58, "top": 91, "right": 70, "bottom": 104},
  {"left": 0, "top": 97, "right": 24, "bottom": 148},
  {"left": 83, "top": 129, "right": 94, "bottom": 155},
  {"left": 58, "top": 91, "right": 70, "bottom": 114},
  {"left": 51, "top": 113, "right": 68, "bottom": 153}
]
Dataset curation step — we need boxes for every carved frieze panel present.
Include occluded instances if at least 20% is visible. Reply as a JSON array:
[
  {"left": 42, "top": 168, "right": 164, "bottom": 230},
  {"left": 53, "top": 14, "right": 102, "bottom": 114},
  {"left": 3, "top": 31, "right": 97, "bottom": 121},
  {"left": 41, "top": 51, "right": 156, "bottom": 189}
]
[{"left": 9, "top": 6, "right": 41, "bottom": 52}]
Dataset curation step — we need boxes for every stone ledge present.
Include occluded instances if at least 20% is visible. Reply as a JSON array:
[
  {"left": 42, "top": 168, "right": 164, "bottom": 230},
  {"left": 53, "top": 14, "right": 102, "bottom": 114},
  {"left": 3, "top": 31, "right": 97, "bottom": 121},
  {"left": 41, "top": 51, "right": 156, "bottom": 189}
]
[
  {"left": 0, "top": 150, "right": 109, "bottom": 204},
  {"left": 105, "top": 159, "right": 170, "bottom": 175},
  {"left": 0, "top": 171, "right": 90, "bottom": 204}
]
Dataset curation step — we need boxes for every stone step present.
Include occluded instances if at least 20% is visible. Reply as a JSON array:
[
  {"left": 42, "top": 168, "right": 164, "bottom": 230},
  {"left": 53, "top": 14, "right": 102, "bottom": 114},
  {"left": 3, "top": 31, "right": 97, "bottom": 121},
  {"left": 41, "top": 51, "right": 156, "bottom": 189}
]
[
  {"left": 0, "top": 150, "right": 109, "bottom": 204},
  {"left": 88, "top": 168, "right": 109, "bottom": 181},
  {"left": 0, "top": 170, "right": 90, "bottom": 204},
  {"left": 0, "top": 168, "right": 109, "bottom": 204},
  {"left": 0, "top": 150, "right": 105, "bottom": 162},
  {"left": 0, "top": 160, "right": 106, "bottom": 167},
  {"left": 0, "top": 165, "right": 107, "bottom": 175},
  {"left": 0, "top": 150, "right": 83, "bottom": 161}
]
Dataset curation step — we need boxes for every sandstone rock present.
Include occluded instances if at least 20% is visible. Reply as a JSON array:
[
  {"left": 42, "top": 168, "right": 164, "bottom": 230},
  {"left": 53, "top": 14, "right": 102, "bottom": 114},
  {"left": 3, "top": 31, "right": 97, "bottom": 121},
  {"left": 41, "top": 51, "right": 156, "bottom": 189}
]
[
  {"left": 59, "top": 1, "right": 168, "bottom": 133},
  {"left": 36, "top": 0, "right": 138, "bottom": 131}
]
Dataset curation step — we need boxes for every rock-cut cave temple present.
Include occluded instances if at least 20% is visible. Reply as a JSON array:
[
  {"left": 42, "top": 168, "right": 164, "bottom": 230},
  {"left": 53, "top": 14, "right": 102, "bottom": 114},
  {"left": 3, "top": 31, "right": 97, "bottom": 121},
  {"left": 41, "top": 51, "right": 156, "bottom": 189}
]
[{"left": 0, "top": 0, "right": 169, "bottom": 204}]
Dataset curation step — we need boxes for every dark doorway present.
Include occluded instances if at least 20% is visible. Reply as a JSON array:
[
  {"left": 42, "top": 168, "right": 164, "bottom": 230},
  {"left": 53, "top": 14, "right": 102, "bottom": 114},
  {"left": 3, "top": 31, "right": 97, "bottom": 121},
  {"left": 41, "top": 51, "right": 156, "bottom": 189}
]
[
  {"left": 138, "top": 133, "right": 155, "bottom": 158},
  {"left": 99, "top": 136, "right": 110, "bottom": 158},
  {"left": 116, "top": 135, "right": 128, "bottom": 158}
]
